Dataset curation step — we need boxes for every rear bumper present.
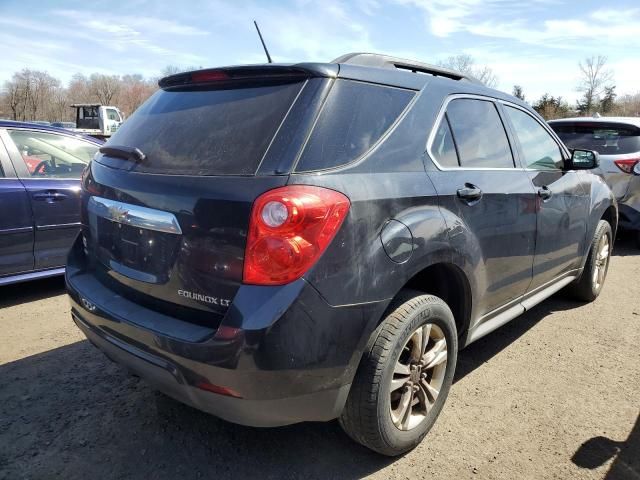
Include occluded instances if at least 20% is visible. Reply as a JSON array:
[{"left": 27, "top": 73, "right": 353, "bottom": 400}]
[
  {"left": 66, "top": 250, "right": 387, "bottom": 427},
  {"left": 72, "top": 311, "right": 350, "bottom": 426}
]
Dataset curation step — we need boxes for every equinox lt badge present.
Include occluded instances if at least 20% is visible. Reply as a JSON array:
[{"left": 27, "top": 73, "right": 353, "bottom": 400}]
[{"left": 178, "top": 290, "right": 230, "bottom": 307}]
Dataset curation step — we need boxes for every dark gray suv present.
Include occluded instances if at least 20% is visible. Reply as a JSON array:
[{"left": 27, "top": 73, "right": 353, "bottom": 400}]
[{"left": 67, "top": 53, "right": 617, "bottom": 456}]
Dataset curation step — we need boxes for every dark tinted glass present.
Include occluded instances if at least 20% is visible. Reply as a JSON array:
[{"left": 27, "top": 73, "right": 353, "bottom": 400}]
[
  {"left": 107, "top": 81, "right": 304, "bottom": 175},
  {"left": 447, "top": 99, "right": 514, "bottom": 168},
  {"left": 505, "top": 106, "right": 563, "bottom": 170},
  {"left": 296, "top": 80, "right": 414, "bottom": 171},
  {"left": 551, "top": 123, "right": 640, "bottom": 155},
  {"left": 432, "top": 116, "right": 459, "bottom": 167}
]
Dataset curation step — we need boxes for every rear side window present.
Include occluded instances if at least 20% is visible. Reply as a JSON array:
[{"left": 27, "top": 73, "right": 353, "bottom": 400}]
[
  {"left": 445, "top": 99, "right": 514, "bottom": 168},
  {"left": 505, "top": 106, "right": 563, "bottom": 170},
  {"left": 106, "top": 81, "right": 305, "bottom": 175},
  {"left": 431, "top": 116, "right": 459, "bottom": 167},
  {"left": 551, "top": 123, "right": 640, "bottom": 155},
  {"left": 296, "top": 80, "right": 414, "bottom": 171}
]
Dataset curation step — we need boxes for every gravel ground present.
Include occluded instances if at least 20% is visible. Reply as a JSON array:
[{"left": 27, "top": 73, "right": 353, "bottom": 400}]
[{"left": 1, "top": 237, "right": 639, "bottom": 480}]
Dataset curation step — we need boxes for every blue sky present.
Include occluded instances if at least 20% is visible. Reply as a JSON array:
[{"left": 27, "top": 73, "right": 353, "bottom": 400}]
[{"left": 1, "top": 0, "right": 639, "bottom": 103}]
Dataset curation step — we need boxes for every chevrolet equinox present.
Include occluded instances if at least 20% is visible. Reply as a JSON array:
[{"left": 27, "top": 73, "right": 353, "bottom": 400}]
[{"left": 67, "top": 53, "right": 617, "bottom": 456}]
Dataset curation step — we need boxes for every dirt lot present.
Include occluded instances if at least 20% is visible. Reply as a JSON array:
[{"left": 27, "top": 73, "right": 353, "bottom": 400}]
[{"left": 1, "top": 238, "right": 639, "bottom": 480}]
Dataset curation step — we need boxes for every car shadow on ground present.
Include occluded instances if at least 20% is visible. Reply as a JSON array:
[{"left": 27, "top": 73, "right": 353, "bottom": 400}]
[
  {"left": 571, "top": 413, "right": 640, "bottom": 479},
  {"left": 0, "top": 276, "right": 66, "bottom": 309},
  {"left": 612, "top": 233, "right": 636, "bottom": 257},
  {"left": 1, "top": 237, "right": 634, "bottom": 479},
  {"left": 454, "top": 294, "right": 579, "bottom": 382},
  {"left": 1, "top": 296, "right": 588, "bottom": 479}
]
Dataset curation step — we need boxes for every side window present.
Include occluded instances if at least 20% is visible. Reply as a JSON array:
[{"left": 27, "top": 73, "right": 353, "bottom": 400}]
[
  {"left": 446, "top": 98, "right": 514, "bottom": 168},
  {"left": 296, "top": 80, "right": 414, "bottom": 171},
  {"left": 106, "top": 109, "right": 120, "bottom": 121},
  {"left": 505, "top": 106, "right": 563, "bottom": 170},
  {"left": 431, "top": 115, "right": 459, "bottom": 167},
  {"left": 7, "top": 130, "right": 98, "bottom": 179}
]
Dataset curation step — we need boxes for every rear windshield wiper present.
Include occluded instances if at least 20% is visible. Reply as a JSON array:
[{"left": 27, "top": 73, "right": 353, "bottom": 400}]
[{"left": 99, "top": 145, "right": 146, "bottom": 163}]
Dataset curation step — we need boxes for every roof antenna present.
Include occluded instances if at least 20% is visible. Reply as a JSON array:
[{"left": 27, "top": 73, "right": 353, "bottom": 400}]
[{"left": 253, "top": 20, "right": 273, "bottom": 64}]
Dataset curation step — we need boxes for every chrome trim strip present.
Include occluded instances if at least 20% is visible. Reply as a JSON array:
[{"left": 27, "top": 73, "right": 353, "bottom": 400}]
[
  {"left": 0, "top": 267, "right": 65, "bottom": 286},
  {"left": 88, "top": 196, "right": 182, "bottom": 235},
  {"left": 0, "top": 226, "right": 33, "bottom": 235},
  {"left": 37, "top": 222, "right": 82, "bottom": 231}
]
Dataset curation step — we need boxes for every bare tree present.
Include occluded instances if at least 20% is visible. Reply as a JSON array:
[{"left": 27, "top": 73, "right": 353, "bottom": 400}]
[
  {"left": 161, "top": 65, "right": 203, "bottom": 77},
  {"left": 161, "top": 65, "right": 182, "bottom": 76},
  {"left": 576, "top": 55, "right": 614, "bottom": 115},
  {"left": 3, "top": 80, "right": 23, "bottom": 120},
  {"left": 1, "top": 69, "right": 160, "bottom": 121},
  {"left": 67, "top": 73, "right": 93, "bottom": 103},
  {"left": 119, "top": 74, "right": 157, "bottom": 116},
  {"left": 438, "top": 54, "right": 499, "bottom": 88},
  {"left": 89, "top": 74, "right": 121, "bottom": 105},
  {"left": 512, "top": 85, "right": 525, "bottom": 101}
]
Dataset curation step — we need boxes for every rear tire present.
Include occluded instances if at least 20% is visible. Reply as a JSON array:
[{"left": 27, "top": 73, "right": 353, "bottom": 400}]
[
  {"left": 635, "top": 231, "right": 640, "bottom": 250},
  {"left": 566, "top": 220, "right": 612, "bottom": 302},
  {"left": 339, "top": 291, "right": 457, "bottom": 456}
]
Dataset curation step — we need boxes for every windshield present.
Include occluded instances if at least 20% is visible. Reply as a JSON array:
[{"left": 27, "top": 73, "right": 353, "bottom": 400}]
[
  {"left": 106, "top": 81, "right": 305, "bottom": 175},
  {"left": 551, "top": 123, "right": 640, "bottom": 155}
]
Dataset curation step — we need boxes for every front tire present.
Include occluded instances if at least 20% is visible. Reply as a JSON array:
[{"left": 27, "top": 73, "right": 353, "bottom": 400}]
[
  {"left": 339, "top": 291, "right": 457, "bottom": 456},
  {"left": 567, "top": 220, "right": 612, "bottom": 302}
]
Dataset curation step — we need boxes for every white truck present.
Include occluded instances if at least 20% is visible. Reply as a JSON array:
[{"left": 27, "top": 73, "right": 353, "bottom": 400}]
[{"left": 70, "top": 104, "right": 124, "bottom": 139}]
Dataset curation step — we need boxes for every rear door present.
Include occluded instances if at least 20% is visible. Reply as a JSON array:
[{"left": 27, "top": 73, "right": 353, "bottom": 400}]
[
  {"left": 1, "top": 129, "right": 99, "bottom": 269},
  {"left": 426, "top": 96, "right": 537, "bottom": 317},
  {"left": 0, "top": 131, "right": 34, "bottom": 276},
  {"left": 503, "top": 106, "right": 589, "bottom": 289}
]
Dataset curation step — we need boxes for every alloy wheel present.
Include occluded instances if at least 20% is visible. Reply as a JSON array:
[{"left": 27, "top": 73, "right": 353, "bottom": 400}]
[
  {"left": 592, "top": 233, "right": 610, "bottom": 291},
  {"left": 389, "top": 324, "right": 448, "bottom": 431}
]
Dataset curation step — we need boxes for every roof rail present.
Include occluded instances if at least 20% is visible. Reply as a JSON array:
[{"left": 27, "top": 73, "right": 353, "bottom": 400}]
[{"left": 331, "top": 52, "right": 482, "bottom": 84}]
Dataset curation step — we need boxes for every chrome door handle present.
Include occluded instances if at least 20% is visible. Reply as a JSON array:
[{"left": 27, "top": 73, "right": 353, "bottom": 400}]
[{"left": 457, "top": 184, "right": 483, "bottom": 203}]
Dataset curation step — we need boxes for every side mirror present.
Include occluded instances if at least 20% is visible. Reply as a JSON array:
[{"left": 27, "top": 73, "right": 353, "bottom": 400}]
[
  {"left": 634, "top": 162, "right": 640, "bottom": 176},
  {"left": 569, "top": 149, "right": 599, "bottom": 170}
]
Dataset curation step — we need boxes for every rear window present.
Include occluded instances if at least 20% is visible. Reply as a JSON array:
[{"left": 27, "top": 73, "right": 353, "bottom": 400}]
[
  {"left": 551, "top": 123, "right": 640, "bottom": 155},
  {"left": 105, "top": 81, "right": 305, "bottom": 175},
  {"left": 296, "top": 80, "right": 414, "bottom": 171}
]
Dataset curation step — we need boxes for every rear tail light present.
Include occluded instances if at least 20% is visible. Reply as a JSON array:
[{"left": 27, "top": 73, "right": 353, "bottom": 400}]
[
  {"left": 613, "top": 159, "right": 640, "bottom": 174},
  {"left": 243, "top": 185, "right": 350, "bottom": 285}
]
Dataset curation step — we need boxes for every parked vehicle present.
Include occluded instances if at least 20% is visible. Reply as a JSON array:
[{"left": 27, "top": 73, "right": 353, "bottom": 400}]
[
  {"left": 51, "top": 122, "right": 77, "bottom": 130},
  {"left": 549, "top": 117, "right": 640, "bottom": 246},
  {"left": 0, "top": 121, "right": 102, "bottom": 285},
  {"left": 70, "top": 104, "right": 123, "bottom": 139},
  {"left": 66, "top": 53, "right": 616, "bottom": 456}
]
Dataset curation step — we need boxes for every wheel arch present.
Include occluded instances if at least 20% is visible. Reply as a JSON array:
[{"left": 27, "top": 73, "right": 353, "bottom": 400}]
[{"left": 363, "top": 260, "right": 473, "bottom": 346}]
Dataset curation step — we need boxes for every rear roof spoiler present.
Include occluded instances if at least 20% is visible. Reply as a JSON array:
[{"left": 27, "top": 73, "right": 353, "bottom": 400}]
[
  {"left": 332, "top": 52, "right": 482, "bottom": 84},
  {"left": 159, "top": 64, "right": 338, "bottom": 89}
]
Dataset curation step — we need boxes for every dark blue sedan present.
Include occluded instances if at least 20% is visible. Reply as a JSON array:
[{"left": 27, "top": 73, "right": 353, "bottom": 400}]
[{"left": 0, "top": 121, "right": 102, "bottom": 285}]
